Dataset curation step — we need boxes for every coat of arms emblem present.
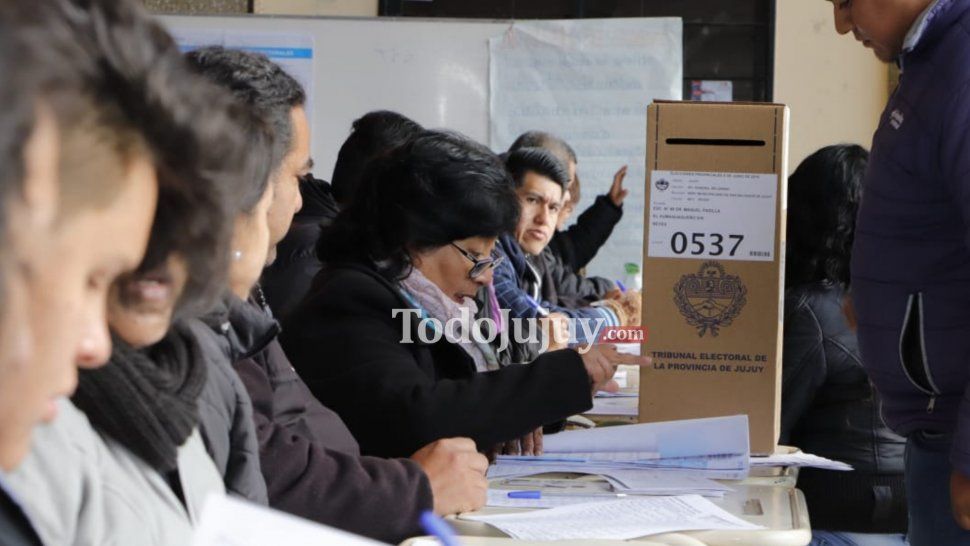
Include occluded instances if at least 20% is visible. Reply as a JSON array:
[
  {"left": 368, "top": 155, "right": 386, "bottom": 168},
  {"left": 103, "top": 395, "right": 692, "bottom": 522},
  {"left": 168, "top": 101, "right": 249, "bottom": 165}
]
[{"left": 673, "top": 261, "right": 747, "bottom": 337}]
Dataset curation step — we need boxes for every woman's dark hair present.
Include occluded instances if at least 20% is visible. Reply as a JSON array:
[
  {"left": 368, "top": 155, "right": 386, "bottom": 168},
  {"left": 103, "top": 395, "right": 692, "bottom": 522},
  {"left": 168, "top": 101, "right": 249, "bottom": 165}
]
[
  {"left": 785, "top": 144, "right": 868, "bottom": 289},
  {"left": 505, "top": 147, "right": 570, "bottom": 190},
  {"left": 319, "top": 130, "right": 520, "bottom": 281},
  {"left": 331, "top": 110, "right": 424, "bottom": 205}
]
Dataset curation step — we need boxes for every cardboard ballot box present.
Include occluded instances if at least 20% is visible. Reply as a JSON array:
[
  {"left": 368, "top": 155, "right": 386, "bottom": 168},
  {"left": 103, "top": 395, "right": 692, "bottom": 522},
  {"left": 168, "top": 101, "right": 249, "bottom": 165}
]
[{"left": 638, "top": 100, "right": 789, "bottom": 454}]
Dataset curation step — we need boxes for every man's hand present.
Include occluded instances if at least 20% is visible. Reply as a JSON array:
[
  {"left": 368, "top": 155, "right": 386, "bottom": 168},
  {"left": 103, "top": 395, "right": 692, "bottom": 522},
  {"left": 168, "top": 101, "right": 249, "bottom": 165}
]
[
  {"left": 578, "top": 344, "right": 650, "bottom": 394},
  {"left": 608, "top": 165, "right": 629, "bottom": 207},
  {"left": 411, "top": 438, "right": 488, "bottom": 515},
  {"left": 951, "top": 469, "right": 970, "bottom": 529},
  {"left": 540, "top": 312, "right": 570, "bottom": 351}
]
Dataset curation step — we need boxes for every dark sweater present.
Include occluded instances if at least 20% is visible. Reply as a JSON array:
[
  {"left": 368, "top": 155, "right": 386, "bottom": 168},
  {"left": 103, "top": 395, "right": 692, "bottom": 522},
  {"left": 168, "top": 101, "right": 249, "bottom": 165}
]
[
  {"left": 280, "top": 261, "right": 594, "bottom": 458},
  {"left": 233, "top": 294, "right": 432, "bottom": 543},
  {"left": 261, "top": 176, "right": 340, "bottom": 321},
  {"left": 548, "top": 194, "right": 622, "bottom": 273}
]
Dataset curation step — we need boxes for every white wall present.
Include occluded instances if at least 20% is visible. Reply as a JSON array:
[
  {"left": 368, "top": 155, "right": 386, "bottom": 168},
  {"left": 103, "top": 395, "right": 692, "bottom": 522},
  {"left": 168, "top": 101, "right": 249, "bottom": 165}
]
[{"left": 774, "top": 0, "right": 889, "bottom": 167}]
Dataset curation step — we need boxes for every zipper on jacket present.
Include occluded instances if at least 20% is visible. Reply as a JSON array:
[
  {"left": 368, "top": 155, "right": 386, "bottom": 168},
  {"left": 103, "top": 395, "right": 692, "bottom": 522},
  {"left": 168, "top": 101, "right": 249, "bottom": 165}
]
[{"left": 898, "top": 292, "right": 940, "bottom": 413}]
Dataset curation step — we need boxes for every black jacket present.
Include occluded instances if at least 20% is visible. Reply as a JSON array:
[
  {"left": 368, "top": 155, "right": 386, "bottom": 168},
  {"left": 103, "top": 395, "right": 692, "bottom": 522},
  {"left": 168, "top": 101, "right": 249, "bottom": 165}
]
[
  {"left": 280, "top": 261, "right": 594, "bottom": 458},
  {"left": 533, "top": 247, "right": 613, "bottom": 309},
  {"left": 261, "top": 177, "right": 340, "bottom": 321},
  {"left": 233, "top": 292, "right": 432, "bottom": 543},
  {"left": 548, "top": 194, "right": 622, "bottom": 273},
  {"left": 0, "top": 486, "right": 43, "bottom": 546},
  {"left": 782, "top": 281, "right": 906, "bottom": 533}
]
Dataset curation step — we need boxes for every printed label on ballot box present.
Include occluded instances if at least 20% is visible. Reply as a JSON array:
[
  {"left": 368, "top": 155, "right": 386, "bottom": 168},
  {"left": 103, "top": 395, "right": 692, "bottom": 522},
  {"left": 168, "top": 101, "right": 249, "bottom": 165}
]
[{"left": 647, "top": 170, "right": 777, "bottom": 262}]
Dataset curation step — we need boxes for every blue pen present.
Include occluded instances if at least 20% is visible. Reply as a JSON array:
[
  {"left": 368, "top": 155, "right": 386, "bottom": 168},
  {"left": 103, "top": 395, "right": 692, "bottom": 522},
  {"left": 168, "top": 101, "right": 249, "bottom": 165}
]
[
  {"left": 615, "top": 280, "right": 627, "bottom": 293},
  {"left": 506, "top": 490, "right": 625, "bottom": 499},
  {"left": 507, "top": 490, "right": 542, "bottom": 499},
  {"left": 420, "top": 510, "right": 461, "bottom": 546}
]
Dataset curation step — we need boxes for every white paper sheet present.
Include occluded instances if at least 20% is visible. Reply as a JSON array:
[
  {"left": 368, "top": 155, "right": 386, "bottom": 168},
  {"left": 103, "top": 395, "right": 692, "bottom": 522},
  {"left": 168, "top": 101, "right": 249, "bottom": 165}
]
[
  {"left": 191, "top": 494, "right": 388, "bottom": 546},
  {"left": 489, "top": 18, "right": 682, "bottom": 279},
  {"left": 588, "top": 396, "right": 639, "bottom": 416},
  {"left": 464, "top": 495, "right": 763, "bottom": 541},
  {"left": 488, "top": 467, "right": 731, "bottom": 497},
  {"left": 487, "top": 489, "right": 625, "bottom": 509},
  {"left": 542, "top": 415, "right": 748, "bottom": 458},
  {"left": 751, "top": 452, "right": 853, "bottom": 471}
]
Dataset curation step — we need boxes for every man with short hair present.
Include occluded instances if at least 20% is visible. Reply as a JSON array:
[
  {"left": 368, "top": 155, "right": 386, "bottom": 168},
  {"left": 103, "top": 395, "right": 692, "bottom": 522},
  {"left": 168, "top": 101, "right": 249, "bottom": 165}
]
[
  {"left": 508, "top": 131, "right": 627, "bottom": 274},
  {"left": 830, "top": 0, "right": 970, "bottom": 543},
  {"left": 492, "top": 147, "right": 635, "bottom": 376}
]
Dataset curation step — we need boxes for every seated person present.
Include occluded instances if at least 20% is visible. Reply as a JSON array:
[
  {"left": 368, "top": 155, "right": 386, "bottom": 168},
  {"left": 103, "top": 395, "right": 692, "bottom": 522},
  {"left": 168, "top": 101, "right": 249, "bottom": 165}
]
[
  {"left": 538, "top": 171, "right": 625, "bottom": 307},
  {"left": 0, "top": 0, "right": 173, "bottom": 541},
  {"left": 262, "top": 110, "right": 423, "bottom": 320},
  {"left": 5, "top": 2, "right": 266, "bottom": 541},
  {"left": 492, "top": 148, "right": 640, "bottom": 361},
  {"left": 281, "top": 130, "right": 646, "bottom": 459},
  {"left": 782, "top": 144, "right": 906, "bottom": 544},
  {"left": 508, "top": 131, "right": 627, "bottom": 273},
  {"left": 190, "top": 48, "right": 488, "bottom": 543}
]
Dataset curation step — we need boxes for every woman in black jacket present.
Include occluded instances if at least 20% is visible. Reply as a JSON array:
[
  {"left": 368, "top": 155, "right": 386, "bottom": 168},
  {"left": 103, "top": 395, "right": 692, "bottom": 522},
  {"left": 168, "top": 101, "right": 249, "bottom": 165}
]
[
  {"left": 783, "top": 144, "right": 907, "bottom": 543},
  {"left": 281, "top": 130, "right": 647, "bottom": 459}
]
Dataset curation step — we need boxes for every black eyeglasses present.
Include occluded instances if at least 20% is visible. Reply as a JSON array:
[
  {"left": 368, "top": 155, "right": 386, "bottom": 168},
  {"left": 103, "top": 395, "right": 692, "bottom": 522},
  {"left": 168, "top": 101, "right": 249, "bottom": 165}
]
[{"left": 451, "top": 243, "right": 505, "bottom": 279}]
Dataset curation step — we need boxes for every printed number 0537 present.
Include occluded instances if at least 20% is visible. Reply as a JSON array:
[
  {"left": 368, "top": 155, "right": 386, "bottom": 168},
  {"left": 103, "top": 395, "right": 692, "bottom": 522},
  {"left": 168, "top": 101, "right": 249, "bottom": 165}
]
[{"left": 670, "top": 232, "right": 744, "bottom": 257}]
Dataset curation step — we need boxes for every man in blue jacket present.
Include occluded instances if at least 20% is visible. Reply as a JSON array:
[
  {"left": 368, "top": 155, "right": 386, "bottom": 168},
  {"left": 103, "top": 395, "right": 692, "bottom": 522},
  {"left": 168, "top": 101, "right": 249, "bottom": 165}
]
[{"left": 832, "top": 0, "right": 970, "bottom": 543}]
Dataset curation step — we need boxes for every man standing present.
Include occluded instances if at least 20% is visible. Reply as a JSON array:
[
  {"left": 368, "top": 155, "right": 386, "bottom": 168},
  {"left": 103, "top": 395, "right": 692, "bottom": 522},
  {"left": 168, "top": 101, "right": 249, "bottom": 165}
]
[{"left": 831, "top": 0, "right": 970, "bottom": 543}]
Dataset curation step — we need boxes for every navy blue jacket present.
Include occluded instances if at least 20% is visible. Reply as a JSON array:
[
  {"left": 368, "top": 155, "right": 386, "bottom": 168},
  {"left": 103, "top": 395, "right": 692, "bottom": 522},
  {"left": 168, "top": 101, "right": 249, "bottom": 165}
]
[{"left": 850, "top": 0, "right": 970, "bottom": 475}]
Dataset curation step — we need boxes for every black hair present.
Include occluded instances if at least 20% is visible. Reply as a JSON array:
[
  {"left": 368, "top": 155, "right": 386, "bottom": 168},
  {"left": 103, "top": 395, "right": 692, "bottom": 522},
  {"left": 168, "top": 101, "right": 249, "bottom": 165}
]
[
  {"left": 185, "top": 46, "right": 306, "bottom": 176},
  {"left": 785, "top": 144, "right": 868, "bottom": 289},
  {"left": 509, "top": 130, "right": 578, "bottom": 166},
  {"left": 0, "top": 0, "right": 275, "bottom": 316},
  {"left": 319, "top": 130, "right": 520, "bottom": 281},
  {"left": 505, "top": 147, "right": 570, "bottom": 190},
  {"left": 330, "top": 110, "right": 424, "bottom": 205}
]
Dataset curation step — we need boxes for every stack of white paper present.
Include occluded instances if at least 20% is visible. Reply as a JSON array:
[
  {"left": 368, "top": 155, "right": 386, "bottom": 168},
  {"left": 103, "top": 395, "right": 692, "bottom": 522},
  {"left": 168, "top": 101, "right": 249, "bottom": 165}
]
[
  {"left": 492, "top": 415, "right": 750, "bottom": 480},
  {"left": 486, "top": 468, "right": 732, "bottom": 507},
  {"left": 750, "top": 452, "right": 853, "bottom": 471},
  {"left": 465, "top": 495, "right": 764, "bottom": 540},
  {"left": 191, "top": 494, "right": 389, "bottom": 546}
]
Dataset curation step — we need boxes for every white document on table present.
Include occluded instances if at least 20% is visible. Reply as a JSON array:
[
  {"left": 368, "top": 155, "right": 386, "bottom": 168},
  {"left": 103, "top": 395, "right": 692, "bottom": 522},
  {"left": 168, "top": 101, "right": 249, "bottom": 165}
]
[
  {"left": 191, "top": 494, "right": 388, "bottom": 546},
  {"left": 494, "top": 416, "right": 750, "bottom": 479},
  {"left": 487, "top": 489, "right": 625, "bottom": 509},
  {"left": 541, "top": 415, "right": 748, "bottom": 458},
  {"left": 751, "top": 452, "right": 853, "bottom": 471},
  {"left": 464, "top": 495, "right": 763, "bottom": 540},
  {"left": 488, "top": 467, "right": 731, "bottom": 497}
]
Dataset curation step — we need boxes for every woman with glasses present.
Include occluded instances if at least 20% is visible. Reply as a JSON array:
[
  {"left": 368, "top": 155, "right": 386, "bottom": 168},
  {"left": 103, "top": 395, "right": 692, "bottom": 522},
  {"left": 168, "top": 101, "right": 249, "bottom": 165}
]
[{"left": 280, "top": 130, "right": 648, "bottom": 459}]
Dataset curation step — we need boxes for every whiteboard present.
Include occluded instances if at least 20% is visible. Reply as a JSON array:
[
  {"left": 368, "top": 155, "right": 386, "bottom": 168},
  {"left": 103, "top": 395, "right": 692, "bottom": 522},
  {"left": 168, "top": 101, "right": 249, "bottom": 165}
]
[{"left": 160, "top": 14, "right": 508, "bottom": 179}]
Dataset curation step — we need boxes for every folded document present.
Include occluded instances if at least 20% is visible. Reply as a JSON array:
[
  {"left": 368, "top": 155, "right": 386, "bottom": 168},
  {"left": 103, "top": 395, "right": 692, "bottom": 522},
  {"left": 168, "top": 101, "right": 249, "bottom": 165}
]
[{"left": 494, "top": 415, "right": 750, "bottom": 480}]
